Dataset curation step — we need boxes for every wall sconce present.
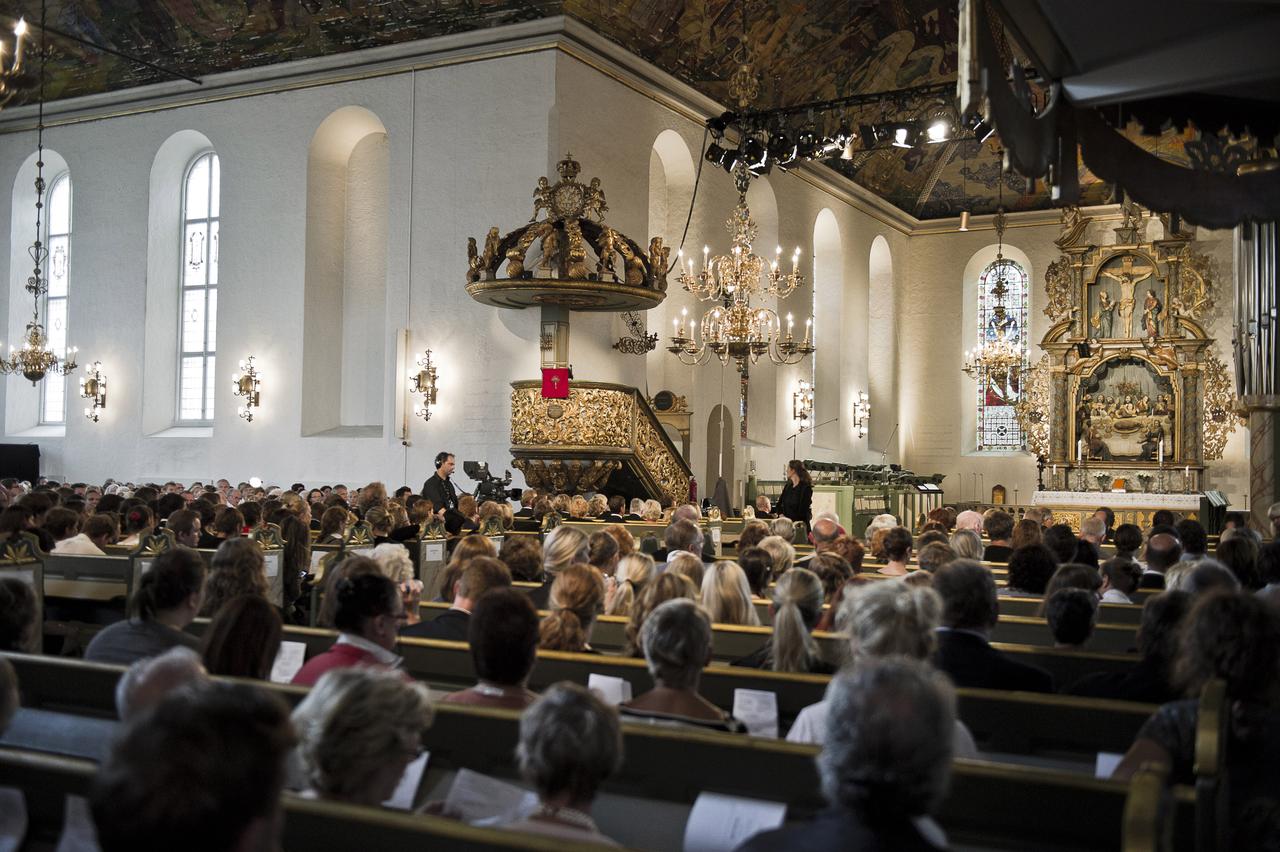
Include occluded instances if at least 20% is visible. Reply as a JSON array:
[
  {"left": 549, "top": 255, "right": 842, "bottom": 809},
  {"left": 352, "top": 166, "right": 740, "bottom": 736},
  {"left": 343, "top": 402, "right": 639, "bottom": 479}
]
[
  {"left": 79, "top": 361, "right": 106, "bottom": 422},
  {"left": 411, "top": 349, "right": 438, "bottom": 421},
  {"left": 854, "top": 390, "right": 871, "bottom": 438},
  {"left": 232, "top": 356, "right": 261, "bottom": 422},
  {"left": 792, "top": 379, "right": 814, "bottom": 432}
]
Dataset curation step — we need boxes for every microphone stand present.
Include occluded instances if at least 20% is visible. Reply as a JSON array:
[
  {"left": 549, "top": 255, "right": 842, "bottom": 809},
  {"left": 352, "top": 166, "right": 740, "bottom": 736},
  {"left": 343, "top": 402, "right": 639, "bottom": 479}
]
[
  {"left": 785, "top": 418, "right": 840, "bottom": 459},
  {"left": 879, "top": 422, "right": 900, "bottom": 516}
]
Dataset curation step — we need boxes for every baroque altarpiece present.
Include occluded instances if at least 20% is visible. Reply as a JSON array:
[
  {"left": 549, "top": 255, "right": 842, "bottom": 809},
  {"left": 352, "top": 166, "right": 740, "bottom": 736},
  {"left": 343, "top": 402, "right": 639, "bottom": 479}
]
[{"left": 1018, "top": 204, "right": 1241, "bottom": 494}]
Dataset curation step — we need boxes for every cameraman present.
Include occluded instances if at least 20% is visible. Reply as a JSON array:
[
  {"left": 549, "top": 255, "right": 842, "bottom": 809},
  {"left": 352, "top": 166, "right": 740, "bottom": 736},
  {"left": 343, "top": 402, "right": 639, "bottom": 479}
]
[{"left": 421, "top": 452, "right": 476, "bottom": 535}]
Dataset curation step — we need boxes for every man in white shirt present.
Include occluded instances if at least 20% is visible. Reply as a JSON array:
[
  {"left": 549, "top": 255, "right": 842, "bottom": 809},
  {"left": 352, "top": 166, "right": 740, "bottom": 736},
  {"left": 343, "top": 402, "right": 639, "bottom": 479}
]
[{"left": 50, "top": 509, "right": 114, "bottom": 556}]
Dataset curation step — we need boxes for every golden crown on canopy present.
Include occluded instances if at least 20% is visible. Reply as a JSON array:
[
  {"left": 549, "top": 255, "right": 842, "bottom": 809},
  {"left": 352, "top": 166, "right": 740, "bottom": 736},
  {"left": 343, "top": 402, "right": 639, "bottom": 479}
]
[{"left": 465, "top": 154, "right": 668, "bottom": 312}]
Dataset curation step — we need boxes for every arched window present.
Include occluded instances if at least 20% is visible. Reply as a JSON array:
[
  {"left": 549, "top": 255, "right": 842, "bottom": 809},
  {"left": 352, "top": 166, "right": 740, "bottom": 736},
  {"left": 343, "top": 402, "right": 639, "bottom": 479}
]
[
  {"left": 976, "top": 257, "right": 1028, "bottom": 451},
  {"left": 40, "top": 173, "right": 71, "bottom": 424},
  {"left": 178, "top": 152, "right": 219, "bottom": 422}
]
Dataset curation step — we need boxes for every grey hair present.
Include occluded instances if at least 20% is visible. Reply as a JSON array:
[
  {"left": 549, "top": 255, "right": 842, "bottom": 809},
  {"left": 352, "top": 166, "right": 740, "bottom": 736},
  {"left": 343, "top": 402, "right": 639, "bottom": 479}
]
[
  {"left": 1220, "top": 526, "right": 1263, "bottom": 547},
  {"left": 1185, "top": 559, "right": 1242, "bottom": 596},
  {"left": 629, "top": 498, "right": 645, "bottom": 515},
  {"left": 292, "top": 668, "right": 433, "bottom": 802},
  {"left": 115, "top": 646, "right": 207, "bottom": 721},
  {"left": 836, "top": 581, "right": 942, "bottom": 660},
  {"left": 768, "top": 518, "right": 795, "bottom": 541},
  {"left": 818, "top": 658, "right": 955, "bottom": 818},
  {"left": 640, "top": 598, "right": 712, "bottom": 690},
  {"left": 543, "top": 525, "right": 590, "bottom": 574},
  {"left": 948, "top": 529, "right": 983, "bottom": 561},
  {"left": 369, "top": 542, "right": 414, "bottom": 585},
  {"left": 1080, "top": 517, "right": 1107, "bottom": 540},
  {"left": 758, "top": 535, "right": 796, "bottom": 579},
  {"left": 517, "top": 683, "right": 622, "bottom": 804},
  {"left": 864, "top": 513, "right": 899, "bottom": 539}
]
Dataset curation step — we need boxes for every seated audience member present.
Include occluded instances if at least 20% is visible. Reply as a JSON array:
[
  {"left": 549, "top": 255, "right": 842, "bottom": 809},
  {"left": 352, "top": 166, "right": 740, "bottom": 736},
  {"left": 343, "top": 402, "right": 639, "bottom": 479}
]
[
  {"left": 701, "top": 561, "right": 761, "bottom": 626},
  {"left": 1011, "top": 518, "right": 1043, "bottom": 551},
  {"left": 201, "top": 595, "right": 284, "bottom": 680},
  {"left": 622, "top": 572, "right": 698, "bottom": 656},
  {"left": 667, "top": 550, "right": 706, "bottom": 590},
  {"left": 757, "top": 535, "right": 795, "bottom": 581},
  {"left": 1181, "top": 559, "right": 1241, "bottom": 597},
  {"left": 656, "top": 517, "right": 703, "bottom": 565},
  {"left": 743, "top": 659, "right": 955, "bottom": 852},
  {"left": 1069, "top": 591, "right": 1190, "bottom": 704},
  {"left": 768, "top": 516, "right": 796, "bottom": 542},
  {"left": 532, "top": 525, "right": 590, "bottom": 609},
  {"left": 621, "top": 497, "right": 644, "bottom": 522},
  {"left": 605, "top": 552, "right": 654, "bottom": 617},
  {"left": 198, "top": 506, "right": 244, "bottom": 550},
  {"left": 1216, "top": 536, "right": 1261, "bottom": 591},
  {"left": 588, "top": 530, "right": 620, "bottom": 579},
  {"left": 199, "top": 537, "right": 269, "bottom": 618},
  {"left": 1151, "top": 508, "right": 1177, "bottom": 529},
  {"left": 949, "top": 529, "right": 983, "bottom": 561},
  {"left": 735, "top": 568, "right": 832, "bottom": 674},
  {"left": 982, "top": 511, "right": 1015, "bottom": 563},
  {"left": 602, "top": 523, "right": 635, "bottom": 558},
  {"left": 369, "top": 541, "right": 415, "bottom": 585},
  {"left": 445, "top": 589, "right": 540, "bottom": 709},
  {"left": 91, "top": 682, "right": 295, "bottom": 852},
  {"left": 640, "top": 499, "right": 663, "bottom": 522},
  {"left": 809, "top": 516, "right": 842, "bottom": 553},
  {"left": 1112, "top": 593, "right": 1280, "bottom": 849},
  {"left": 403, "top": 557, "right": 512, "bottom": 641},
  {"left": 1046, "top": 589, "right": 1097, "bottom": 650},
  {"left": 753, "top": 495, "right": 774, "bottom": 519},
  {"left": 316, "top": 555, "right": 381, "bottom": 628},
  {"left": 932, "top": 559, "right": 1054, "bottom": 693},
  {"left": 732, "top": 546, "right": 769, "bottom": 600},
  {"left": 1079, "top": 516, "right": 1107, "bottom": 556},
  {"left": 165, "top": 509, "right": 201, "bottom": 549},
  {"left": 115, "top": 646, "right": 209, "bottom": 722},
  {"left": 736, "top": 520, "right": 771, "bottom": 553},
  {"left": 118, "top": 505, "right": 155, "bottom": 547},
  {"left": 878, "top": 527, "right": 913, "bottom": 576},
  {"left": 1039, "top": 563, "right": 1103, "bottom": 610},
  {"left": 1174, "top": 518, "right": 1209, "bottom": 562},
  {"left": 86, "top": 548, "right": 205, "bottom": 665},
  {"left": 293, "top": 573, "right": 408, "bottom": 686},
  {"left": 292, "top": 668, "right": 433, "bottom": 807},
  {"left": 1005, "top": 544, "right": 1058, "bottom": 596},
  {"left": 809, "top": 553, "right": 854, "bottom": 605},
  {"left": 1093, "top": 507, "right": 1116, "bottom": 542},
  {"left": 955, "top": 509, "right": 984, "bottom": 534},
  {"left": 830, "top": 535, "right": 865, "bottom": 572},
  {"left": 0, "top": 577, "right": 37, "bottom": 652},
  {"left": 598, "top": 495, "right": 625, "bottom": 524},
  {"left": 1113, "top": 523, "right": 1143, "bottom": 561},
  {"left": 499, "top": 534, "right": 544, "bottom": 582},
  {"left": 1100, "top": 557, "right": 1142, "bottom": 604},
  {"left": 47, "top": 507, "right": 98, "bottom": 554},
  {"left": 621, "top": 599, "right": 746, "bottom": 733},
  {"left": 505, "top": 684, "right": 623, "bottom": 846},
  {"left": 788, "top": 580, "right": 976, "bottom": 756},
  {"left": 318, "top": 506, "right": 348, "bottom": 542},
  {"left": 916, "top": 530, "right": 949, "bottom": 551},
  {"left": 1140, "top": 533, "right": 1184, "bottom": 589},
  {"left": 539, "top": 563, "right": 606, "bottom": 653},
  {"left": 916, "top": 542, "right": 956, "bottom": 574},
  {"left": 1042, "top": 524, "right": 1080, "bottom": 565}
]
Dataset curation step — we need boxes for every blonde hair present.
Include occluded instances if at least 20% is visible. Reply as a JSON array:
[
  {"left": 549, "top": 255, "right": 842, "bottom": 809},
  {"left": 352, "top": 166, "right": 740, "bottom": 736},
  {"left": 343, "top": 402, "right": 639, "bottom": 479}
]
[
  {"left": 837, "top": 580, "right": 942, "bottom": 660},
  {"left": 542, "top": 525, "right": 590, "bottom": 575},
  {"left": 758, "top": 535, "right": 795, "bottom": 579},
  {"left": 570, "top": 495, "right": 591, "bottom": 518},
  {"left": 667, "top": 551, "right": 705, "bottom": 591},
  {"left": 641, "top": 499, "right": 662, "bottom": 521},
  {"left": 363, "top": 506, "right": 393, "bottom": 535},
  {"left": 448, "top": 534, "right": 497, "bottom": 566},
  {"left": 623, "top": 572, "right": 697, "bottom": 656},
  {"left": 293, "top": 668, "right": 433, "bottom": 804},
  {"left": 607, "top": 553, "right": 654, "bottom": 616},
  {"left": 539, "top": 564, "right": 605, "bottom": 652},
  {"left": 552, "top": 494, "right": 572, "bottom": 515},
  {"left": 588, "top": 494, "right": 608, "bottom": 517},
  {"left": 602, "top": 524, "right": 635, "bottom": 557},
  {"left": 770, "top": 568, "right": 824, "bottom": 672},
  {"left": 700, "top": 561, "right": 761, "bottom": 626}
]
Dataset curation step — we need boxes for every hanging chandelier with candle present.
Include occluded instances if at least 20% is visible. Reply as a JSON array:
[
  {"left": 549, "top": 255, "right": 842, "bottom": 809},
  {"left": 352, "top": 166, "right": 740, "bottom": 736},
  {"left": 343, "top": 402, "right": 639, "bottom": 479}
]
[
  {"left": 961, "top": 208, "right": 1022, "bottom": 386},
  {"left": 0, "top": 9, "right": 77, "bottom": 386},
  {"left": 668, "top": 165, "right": 815, "bottom": 372}
]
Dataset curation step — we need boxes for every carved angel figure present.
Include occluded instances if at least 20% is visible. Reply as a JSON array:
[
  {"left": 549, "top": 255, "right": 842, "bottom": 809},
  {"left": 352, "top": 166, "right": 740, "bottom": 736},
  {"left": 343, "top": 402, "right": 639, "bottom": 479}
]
[
  {"left": 648, "top": 237, "right": 669, "bottom": 290},
  {"left": 466, "top": 237, "right": 481, "bottom": 282},
  {"left": 531, "top": 177, "right": 552, "bottom": 222},
  {"left": 482, "top": 227, "right": 501, "bottom": 267},
  {"left": 596, "top": 227, "right": 620, "bottom": 278},
  {"left": 584, "top": 177, "right": 608, "bottom": 221}
]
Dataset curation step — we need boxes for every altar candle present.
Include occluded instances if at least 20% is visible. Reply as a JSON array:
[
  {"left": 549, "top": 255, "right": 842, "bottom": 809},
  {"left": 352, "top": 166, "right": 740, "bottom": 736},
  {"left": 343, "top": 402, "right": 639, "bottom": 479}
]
[
  {"left": 1158, "top": 439, "right": 1164, "bottom": 466},
  {"left": 1077, "top": 440, "right": 1083, "bottom": 462},
  {"left": 1052, "top": 464, "right": 1057, "bottom": 478}
]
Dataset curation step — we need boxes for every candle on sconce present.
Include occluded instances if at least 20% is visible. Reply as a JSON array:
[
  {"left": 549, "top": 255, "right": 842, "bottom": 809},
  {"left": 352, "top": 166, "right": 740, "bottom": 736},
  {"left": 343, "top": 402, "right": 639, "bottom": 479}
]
[
  {"left": 13, "top": 19, "right": 26, "bottom": 69},
  {"left": 803, "top": 318, "right": 812, "bottom": 343},
  {"left": 786, "top": 313, "right": 794, "bottom": 336},
  {"left": 702, "top": 245, "right": 709, "bottom": 271}
]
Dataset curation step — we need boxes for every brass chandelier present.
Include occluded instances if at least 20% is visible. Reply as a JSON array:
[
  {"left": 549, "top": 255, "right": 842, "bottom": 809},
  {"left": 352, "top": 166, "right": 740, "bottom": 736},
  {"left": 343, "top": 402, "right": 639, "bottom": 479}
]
[
  {"left": 1, "top": 12, "right": 76, "bottom": 386},
  {"left": 961, "top": 208, "right": 1021, "bottom": 386},
  {"left": 668, "top": 165, "right": 815, "bottom": 372}
]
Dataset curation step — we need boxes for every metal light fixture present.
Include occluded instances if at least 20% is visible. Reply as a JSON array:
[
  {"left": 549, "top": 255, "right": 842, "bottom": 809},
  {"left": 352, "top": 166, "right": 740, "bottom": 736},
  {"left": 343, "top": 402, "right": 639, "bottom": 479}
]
[
  {"left": 232, "top": 356, "right": 261, "bottom": 422},
  {"left": 411, "top": 349, "right": 438, "bottom": 421},
  {"left": 792, "top": 379, "right": 814, "bottom": 432},
  {"left": 854, "top": 390, "right": 871, "bottom": 438},
  {"left": 79, "top": 361, "right": 105, "bottom": 422},
  {"left": 962, "top": 207, "right": 1023, "bottom": 386},
  {"left": 0, "top": 14, "right": 77, "bottom": 387}
]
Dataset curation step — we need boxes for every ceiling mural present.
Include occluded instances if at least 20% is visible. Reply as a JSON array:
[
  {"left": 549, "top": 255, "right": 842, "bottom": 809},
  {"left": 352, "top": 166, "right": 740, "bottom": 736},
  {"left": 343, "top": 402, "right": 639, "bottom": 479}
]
[{"left": 6, "top": 0, "right": 1192, "bottom": 219}]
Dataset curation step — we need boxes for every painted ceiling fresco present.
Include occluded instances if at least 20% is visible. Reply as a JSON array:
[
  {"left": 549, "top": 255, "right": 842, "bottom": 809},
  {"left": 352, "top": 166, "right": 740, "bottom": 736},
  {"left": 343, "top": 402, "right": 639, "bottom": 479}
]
[{"left": 6, "top": 0, "right": 1193, "bottom": 219}]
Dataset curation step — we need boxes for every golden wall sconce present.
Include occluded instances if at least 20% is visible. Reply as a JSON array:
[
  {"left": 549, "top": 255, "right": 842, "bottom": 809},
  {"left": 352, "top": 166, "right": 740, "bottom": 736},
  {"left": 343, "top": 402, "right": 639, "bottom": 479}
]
[
  {"left": 854, "top": 390, "right": 871, "bottom": 438},
  {"left": 792, "top": 379, "right": 814, "bottom": 432},
  {"left": 79, "top": 361, "right": 106, "bottom": 422},
  {"left": 232, "top": 356, "right": 261, "bottom": 422},
  {"left": 411, "top": 349, "right": 438, "bottom": 421}
]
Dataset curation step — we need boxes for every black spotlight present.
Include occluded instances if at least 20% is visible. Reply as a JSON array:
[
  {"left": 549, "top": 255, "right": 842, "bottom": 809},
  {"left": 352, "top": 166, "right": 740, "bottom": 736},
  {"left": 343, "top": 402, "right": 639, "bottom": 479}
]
[
  {"left": 795, "top": 126, "right": 819, "bottom": 159},
  {"left": 770, "top": 132, "right": 796, "bottom": 168},
  {"left": 965, "top": 113, "right": 995, "bottom": 143},
  {"left": 704, "top": 142, "right": 728, "bottom": 166}
]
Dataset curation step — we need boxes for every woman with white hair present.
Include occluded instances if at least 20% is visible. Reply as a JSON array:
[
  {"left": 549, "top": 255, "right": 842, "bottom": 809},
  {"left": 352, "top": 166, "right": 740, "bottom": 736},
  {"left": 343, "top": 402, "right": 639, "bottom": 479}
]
[
  {"left": 863, "top": 513, "right": 898, "bottom": 541},
  {"left": 292, "top": 667, "right": 434, "bottom": 807},
  {"left": 700, "top": 561, "right": 760, "bottom": 626},
  {"left": 757, "top": 535, "right": 795, "bottom": 581},
  {"left": 503, "top": 683, "right": 623, "bottom": 845},
  {"left": 620, "top": 599, "right": 746, "bottom": 733},
  {"left": 949, "top": 528, "right": 984, "bottom": 561},
  {"left": 786, "top": 580, "right": 977, "bottom": 757}
]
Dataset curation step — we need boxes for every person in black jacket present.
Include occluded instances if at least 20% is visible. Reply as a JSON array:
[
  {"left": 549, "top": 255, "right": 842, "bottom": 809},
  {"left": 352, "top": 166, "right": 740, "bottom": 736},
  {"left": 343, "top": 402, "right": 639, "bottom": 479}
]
[
  {"left": 420, "top": 451, "right": 472, "bottom": 535},
  {"left": 400, "top": 557, "right": 511, "bottom": 641},
  {"left": 931, "top": 559, "right": 1054, "bottom": 693},
  {"left": 775, "top": 460, "right": 813, "bottom": 531}
]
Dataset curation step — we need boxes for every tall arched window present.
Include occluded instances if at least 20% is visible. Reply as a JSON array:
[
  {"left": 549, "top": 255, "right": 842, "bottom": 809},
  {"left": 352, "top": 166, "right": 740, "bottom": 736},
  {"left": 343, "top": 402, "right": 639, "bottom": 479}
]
[
  {"left": 976, "top": 257, "right": 1028, "bottom": 451},
  {"left": 40, "top": 173, "right": 71, "bottom": 424},
  {"left": 178, "top": 152, "right": 219, "bottom": 422}
]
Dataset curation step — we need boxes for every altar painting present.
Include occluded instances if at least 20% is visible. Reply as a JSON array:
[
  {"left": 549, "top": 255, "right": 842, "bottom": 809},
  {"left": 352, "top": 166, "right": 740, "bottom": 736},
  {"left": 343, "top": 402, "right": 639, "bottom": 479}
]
[
  {"left": 1074, "top": 357, "right": 1175, "bottom": 461},
  {"left": 1087, "top": 253, "right": 1169, "bottom": 341}
]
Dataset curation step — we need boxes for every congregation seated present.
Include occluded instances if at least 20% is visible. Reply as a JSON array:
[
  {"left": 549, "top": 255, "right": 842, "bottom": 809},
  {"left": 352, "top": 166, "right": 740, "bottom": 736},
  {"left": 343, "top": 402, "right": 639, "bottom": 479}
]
[
  {"left": 293, "top": 573, "right": 408, "bottom": 686},
  {"left": 736, "top": 520, "right": 771, "bottom": 553},
  {"left": 1042, "top": 524, "right": 1080, "bottom": 566},
  {"left": 700, "top": 560, "right": 761, "bottom": 626},
  {"left": 201, "top": 594, "right": 284, "bottom": 680},
  {"left": 734, "top": 568, "right": 833, "bottom": 674},
  {"left": 741, "top": 659, "right": 954, "bottom": 852},
  {"left": 0, "top": 577, "right": 37, "bottom": 652},
  {"left": 667, "top": 550, "right": 705, "bottom": 590},
  {"left": 620, "top": 598, "right": 746, "bottom": 733},
  {"left": 506, "top": 683, "right": 623, "bottom": 846},
  {"left": 1045, "top": 589, "right": 1097, "bottom": 650},
  {"left": 292, "top": 668, "right": 433, "bottom": 806},
  {"left": 932, "top": 559, "right": 1054, "bottom": 693},
  {"left": 444, "top": 588, "right": 540, "bottom": 709},
  {"left": 498, "top": 534, "right": 544, "bottom": 582},
  {"left": 115, "top": 646, "right": 209, "bottom": 721},
  {"left": 1099, "top": 557, "right": 1141, "bottom": 604},
  {"left": 877, "top": 527, "right": 913, "bottom": 576},
  {"left": 623, "top": 572, "right": 697, "bottom": 656},
  {"left": 85, "top": 547, "right": 205, "bottom": 666},
  {"left": 197, "top": 506, "right": 243, "bottom": 550},
  {"left": 199, "top": 538, "right": 268, "bottom": 618},
  {"left": 1010, "top": 517, "right": 1043, "bottom": 550},
  {"left": 1068, "top": 590, "right": 1189, "bottom": 703},
  {"left": 787, "top": 579, "right": 976, "bottom": 758},
  {"left": 604, "top": 552, "right": 653, "bottom": 617},
  {"left": 1139, "top": 532, "right": 1182, "bottom": 589},
  {"left": 117, "top": 504, "right": 155, "bottom": 548},
  {"left": 588, "top": 530, "right": 620, "bottom": 580},
  {"left": 402, "top": 557, "right": 511, "bottom": 641},
  {"left": 538, "top": 563, "right": 606, "bottom": 653},
  {"left": 1004, "top": 544, "right": 1057, "bottom": 596},
  {"left": 757, "top": 534, "right": 794, "bottom": 580},
  {"left": 981, "top": 510, "right": 1014, "bottom": 563},
  {"left": 91, "top": 681, "right": 296, "bottom": 852},
  {"left": 1174, "top": 518, "right": 1210, "bottom": 562},
  {"left": 530, "top": 525, "right": 589, "bottom": 609},
  {"left": 1216, "top": 534, "right": 1261, "bottom": 590},
  {"left": 1039, "top": 563, "right": 1103, "bottom": 613},
  {"left": 948, "top": 528, "right": 983, "bottom": 561}
]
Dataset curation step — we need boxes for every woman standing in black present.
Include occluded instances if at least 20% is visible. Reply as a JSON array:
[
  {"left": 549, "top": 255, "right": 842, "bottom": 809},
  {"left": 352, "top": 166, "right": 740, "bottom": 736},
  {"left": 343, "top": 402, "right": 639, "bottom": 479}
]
[{"left": 776, "top": 460, "right": 813, "bottom": 531}]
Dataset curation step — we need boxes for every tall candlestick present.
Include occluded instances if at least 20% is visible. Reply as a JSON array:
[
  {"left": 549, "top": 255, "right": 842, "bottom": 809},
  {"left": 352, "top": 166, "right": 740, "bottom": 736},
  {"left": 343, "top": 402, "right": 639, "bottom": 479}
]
[
  {"left": 1077, "top": 439, "right": 1083, "bottom": 463},
  {"left": 1158, "top": 439, "right": 1164, "bottom": 466}
]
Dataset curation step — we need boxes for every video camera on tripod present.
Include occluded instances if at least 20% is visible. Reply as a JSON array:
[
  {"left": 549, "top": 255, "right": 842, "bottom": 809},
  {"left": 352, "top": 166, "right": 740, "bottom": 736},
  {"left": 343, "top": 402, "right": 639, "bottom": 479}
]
[{"left": 463, "top": 461, "right": 521, "bottom": 504}]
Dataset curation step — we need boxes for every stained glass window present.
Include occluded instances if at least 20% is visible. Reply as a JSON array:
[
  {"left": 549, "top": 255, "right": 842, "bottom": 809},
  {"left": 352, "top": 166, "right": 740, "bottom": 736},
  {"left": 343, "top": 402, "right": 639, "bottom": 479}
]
[
  {"left": 178, "top": 152, "right": 219, "bottom": 422},
  {"left": 976, "top": 258, "right": 1028, "bottom": 451},
  {"left": 40, "top": 173, "right": 71, "bottom": 424}
]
